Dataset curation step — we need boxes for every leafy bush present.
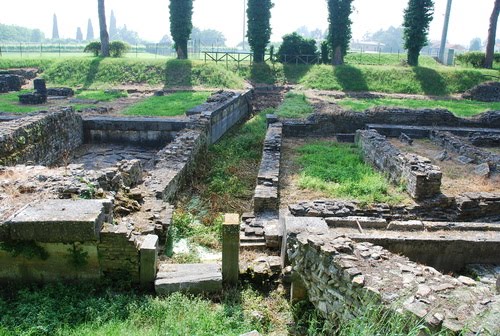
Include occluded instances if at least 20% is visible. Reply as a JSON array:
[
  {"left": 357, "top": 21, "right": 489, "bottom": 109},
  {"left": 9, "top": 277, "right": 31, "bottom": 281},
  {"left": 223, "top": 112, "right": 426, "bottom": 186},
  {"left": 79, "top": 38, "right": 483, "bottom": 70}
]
[
  {"left": 277, "top": 32, "right": 317, "bottom": 64},
  {"left": 456, "top": 51, "right": 500, "bottom": 68},
  {"left": 320, "top": 40, "right": 330, "bottom": 64},
  {"left": 110, "top": 41, "right": 130, "bottom": 57},
  {"left": 83, "top": 41, "right": 101, "bottom": 56}
]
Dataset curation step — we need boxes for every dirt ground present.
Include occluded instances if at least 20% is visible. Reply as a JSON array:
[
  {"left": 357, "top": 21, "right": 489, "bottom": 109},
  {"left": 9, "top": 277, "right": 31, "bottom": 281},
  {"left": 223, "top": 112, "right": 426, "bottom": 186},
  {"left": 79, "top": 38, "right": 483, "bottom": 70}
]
[{"left": 391, "top": 138, "right": 500, "bottom": 197}]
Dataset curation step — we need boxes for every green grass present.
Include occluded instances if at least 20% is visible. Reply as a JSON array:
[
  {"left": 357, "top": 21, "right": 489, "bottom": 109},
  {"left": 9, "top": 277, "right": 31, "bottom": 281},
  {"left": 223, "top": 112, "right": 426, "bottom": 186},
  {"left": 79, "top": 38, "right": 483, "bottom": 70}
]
[
  {"left": 122, "top": 91, "right": 210, "bottom": 117},
  {"left": 298, "top": 64, "right": 497, "bottom": 95},
  {"left": 337, "top": 97, "right": 500, "bottom": 117},
  {"left": 0, "top": 282, "right": 292, "bottom": 336},
  {"left": 0, "top": 91, "right": 42, "bottom": 113},
  {"left": 296, "top": 141, "right": 406, "bottom": 205},
  {"left": 345, "top": 52, "right": 440, "bottom": 67},
  {"left": 275, "top": 92, "right": 314, "bottom": 118},
  {"left": 75, "top": 89, "right": 128, "bottom": 101}
]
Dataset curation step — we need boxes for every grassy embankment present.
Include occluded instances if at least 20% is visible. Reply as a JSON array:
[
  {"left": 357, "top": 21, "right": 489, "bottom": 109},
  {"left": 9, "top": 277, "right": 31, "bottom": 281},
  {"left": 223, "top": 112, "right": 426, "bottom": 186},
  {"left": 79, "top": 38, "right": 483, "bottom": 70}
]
[{"left": 0, "top": 55, "right": 497, "bottom": 95}]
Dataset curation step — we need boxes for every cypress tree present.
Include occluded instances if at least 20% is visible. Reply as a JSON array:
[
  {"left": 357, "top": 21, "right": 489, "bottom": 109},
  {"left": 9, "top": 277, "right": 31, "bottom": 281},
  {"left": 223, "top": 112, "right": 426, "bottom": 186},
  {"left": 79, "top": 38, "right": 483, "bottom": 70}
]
[
  {"left": 52, "top": 14, "right": 59, "bottom": 39},
  {"left": 169, "top": 0, "right": 194, "bottom": 59},
  {"left": 403, "top": 0, "right": 434, "bottom": 66},
  {"left": 109, "top": 10, "right": 117, "bottom": 40},
  {"left": 247, "top": 0, "right": 274, "bottom": 63},
  {"left": 76, "top": 27, "right": 83, "bottom": 41},
  {"left": 86, "top": 19, "right": 95, "bottom": 40},
  {"left": 326, "top": 0, "right": 353, "bottom": 65}
]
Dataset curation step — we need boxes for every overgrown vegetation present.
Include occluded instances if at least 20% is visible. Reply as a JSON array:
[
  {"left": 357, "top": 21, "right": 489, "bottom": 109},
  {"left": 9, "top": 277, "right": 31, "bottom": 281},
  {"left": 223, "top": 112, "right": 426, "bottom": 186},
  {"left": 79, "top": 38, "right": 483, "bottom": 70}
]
[
  {"left": 75, "top": 89, "right": 128, "bottom": 101},
  {"left": 122, "top": 91, "right": 210, "bottom": 117},
  {"left": 456, "top": 51, "right": 500, "bottom": 68},
  {"left": 337, "top": 97, "right": 500, "bottom": 117},
  {"left": 0, "top": 283, "right": 292, "bottom": 336},
  {"left": 296, "top": 141, "right": 406, "bottom": 204},
  {"left": 247, "top": 0, "right": 274, "bottom": 63},
  {"left": 0, "top": 91, "right": 42, "bottom": 113},
  {"left": 403, "top": 0, "right": 434, "bottom": 66},
  {"left": 169, "top": 0, "right": 194, "bottom": 59},
  {"left": 275, "top": 92, "right": 313, "bottom": 118},
  {"left": 326, "top": 0, "right": 354, "bottom": 65}
]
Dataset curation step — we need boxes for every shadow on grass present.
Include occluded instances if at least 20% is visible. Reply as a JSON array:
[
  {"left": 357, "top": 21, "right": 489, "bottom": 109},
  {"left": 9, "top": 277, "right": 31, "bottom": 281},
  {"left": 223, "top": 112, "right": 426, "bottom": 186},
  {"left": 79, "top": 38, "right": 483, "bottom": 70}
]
[
  {"left": 333, "top": 65, "right": 369, "bottom": 91},
  {"left": 412, "top": 66, "right": 448, "bottom": 96},
  {"left": 250, "top": 62, "right": 280, "bottom": 84},
  {"left": 283, "top": 64, "right": 312, "bottom": 84},
  {"left": 83, "top": 57, "right": 103, "bottom": 89},
  {"left": 165, "top": 59, "right": 193, "bottom": 88}
]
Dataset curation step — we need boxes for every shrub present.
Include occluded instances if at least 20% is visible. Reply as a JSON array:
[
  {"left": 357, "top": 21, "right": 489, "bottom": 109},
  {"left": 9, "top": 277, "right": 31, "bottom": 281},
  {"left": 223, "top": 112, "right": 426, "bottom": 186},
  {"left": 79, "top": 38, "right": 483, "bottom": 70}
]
[
  {"left": 83, "top": 41, "right": 101, "bottom": 56},
  {"left": 277, "top": 32, "right": 317, "bottom": 64},
  {"left": 456, "top": 51, "right": 500, "bottom": 68},
  {"left": 110, "top": 41, "right": 130, "bottom": 57},
  {"left": 320, "top": 41, "right": 330, "bottom": 64}
]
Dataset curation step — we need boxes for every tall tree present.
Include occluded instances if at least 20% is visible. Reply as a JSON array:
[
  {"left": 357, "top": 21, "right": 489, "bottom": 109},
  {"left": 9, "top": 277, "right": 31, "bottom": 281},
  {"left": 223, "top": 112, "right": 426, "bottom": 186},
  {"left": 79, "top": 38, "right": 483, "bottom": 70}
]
[
  {"left": 484, "top": 0, "right": 499, "bottom": 68},
  {"left": 98, "top": 0, "right": 110, "bottom": 57},
  {"left": 469, "top": 38, "right": 482, "bottom": 51},
  {"left": 247, "top": 0, "right": 273, "bottom": 63},
  {"left": 52, "top": 14, "right": 59, "bottom": 39},
  {"left": 169, "top": 0, "right": 194, "bottom": 59},
  {"left": 327, "top": 0, "right": 354, "bottom": 65},
  {"left": 86, "top": 19, "right": 95, "bottom": 40},
  {"left": 403, "top": 0, "right": 434, "bottom": 66},
  {"left": 109, "top": 10, "right": 117, "bottom": 40},
  {"left": 76, "top": 27, "right": 83, "bottom": 41}
]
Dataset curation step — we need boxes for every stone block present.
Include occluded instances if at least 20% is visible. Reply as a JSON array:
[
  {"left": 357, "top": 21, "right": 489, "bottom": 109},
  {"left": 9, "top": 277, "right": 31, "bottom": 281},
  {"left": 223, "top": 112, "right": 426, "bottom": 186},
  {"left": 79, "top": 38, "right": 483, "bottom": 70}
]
[
  {"left": 7, "top": 199, "right": 112, "bottom": 243},
  {"left": 140, "top": 234, "right": 158, "bottom": 285},
  {"left": 155, "top": 263, "right": 222, "bottom": 295}
]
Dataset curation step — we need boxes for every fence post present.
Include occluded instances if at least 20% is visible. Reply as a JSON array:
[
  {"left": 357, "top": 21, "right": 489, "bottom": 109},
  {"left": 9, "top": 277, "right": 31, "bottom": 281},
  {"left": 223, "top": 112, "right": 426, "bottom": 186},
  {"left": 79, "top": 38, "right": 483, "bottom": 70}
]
[{"left": 222, "top": 213, "right": 240, "bottom": 286}]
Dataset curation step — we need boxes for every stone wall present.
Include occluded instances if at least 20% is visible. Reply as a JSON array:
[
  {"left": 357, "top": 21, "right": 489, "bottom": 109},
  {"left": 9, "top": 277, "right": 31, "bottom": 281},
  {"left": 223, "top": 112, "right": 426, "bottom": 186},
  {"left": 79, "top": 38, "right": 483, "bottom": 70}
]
[
  {"left": 254, "top": 121, "right": 282, "bottom": 214},
  {"left": 356, "top": 130, "right": 442, "bottom": 200},
  {"left": 430, "top": 131, "right": 500, "bottom": 172},
  {"left": 289, "top": 192, "right": 500, "bottom": 222},
  {"left": 282, "top": 108, "right": 500, "bottom": 137},
  {"left": 188, "top": 90, "right": 252, "bottom": 144},
  {"left": 0, "top": 108, "right": 83, "bottom": 166},
  {"left": 83, "top": 116, "right": 187, "bottom": 147},
  {"left": 285, "top": 217, "right": 499, "bottom": 335}
]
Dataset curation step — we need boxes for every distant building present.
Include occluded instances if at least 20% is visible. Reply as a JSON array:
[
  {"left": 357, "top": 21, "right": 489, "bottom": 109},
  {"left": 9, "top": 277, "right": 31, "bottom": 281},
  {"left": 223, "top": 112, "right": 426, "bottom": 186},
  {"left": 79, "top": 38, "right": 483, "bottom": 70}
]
[{"left": 350, "top": 40, "right": 385, "bottom": 52}]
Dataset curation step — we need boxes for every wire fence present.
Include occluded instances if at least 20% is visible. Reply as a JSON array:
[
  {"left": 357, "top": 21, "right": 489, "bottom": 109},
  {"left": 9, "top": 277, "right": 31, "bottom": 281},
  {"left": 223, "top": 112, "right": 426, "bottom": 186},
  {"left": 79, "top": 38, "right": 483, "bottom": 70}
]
[{"left": 0, "top": 42, "right": 456, "bottom": 66}]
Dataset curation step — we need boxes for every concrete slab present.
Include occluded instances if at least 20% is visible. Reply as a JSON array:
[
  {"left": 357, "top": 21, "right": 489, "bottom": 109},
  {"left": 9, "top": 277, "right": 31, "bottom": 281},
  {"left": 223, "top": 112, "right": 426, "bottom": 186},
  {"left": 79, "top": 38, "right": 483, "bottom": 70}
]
[
  {"left": 155, "top": 263, "right": 222, "bottom": 295},
  {"left": 6, "top": 199, "right": 112, "bottom": 243}
]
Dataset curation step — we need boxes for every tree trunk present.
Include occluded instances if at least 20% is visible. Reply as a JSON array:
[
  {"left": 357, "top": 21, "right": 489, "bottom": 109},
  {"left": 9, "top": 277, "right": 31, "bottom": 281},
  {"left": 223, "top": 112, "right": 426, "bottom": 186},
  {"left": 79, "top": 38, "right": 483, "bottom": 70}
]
[
  {"left": 407, "top": 49, "right": 420, "bottom": 66},
  {"left": 332, "top": 46, "right": 344, "bottom": 65},
  {"left": 98, "top": 0, "right": 110, "bottom": 57},
  {"left": 176, "top": 40, "right": 188, "bottom": 59},
  {"left": 484, "top": 0, "right": 499, "bottom": 69}
]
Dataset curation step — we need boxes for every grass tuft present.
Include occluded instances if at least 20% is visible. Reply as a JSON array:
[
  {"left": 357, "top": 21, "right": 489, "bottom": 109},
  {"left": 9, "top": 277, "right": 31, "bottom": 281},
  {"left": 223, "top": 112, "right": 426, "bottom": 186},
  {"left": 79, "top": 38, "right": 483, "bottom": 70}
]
[
  {"left": 0, "top": 91, "right": 41, "bottom": 113},
  {"left": 122, "top": 91, "right": 210, "bottom": 117},
  {"left": 275, "top": 92, "right": 313, "bottom": 118},
  {"left": 296, "top": 141, "right": 406, "bottom": 204}
]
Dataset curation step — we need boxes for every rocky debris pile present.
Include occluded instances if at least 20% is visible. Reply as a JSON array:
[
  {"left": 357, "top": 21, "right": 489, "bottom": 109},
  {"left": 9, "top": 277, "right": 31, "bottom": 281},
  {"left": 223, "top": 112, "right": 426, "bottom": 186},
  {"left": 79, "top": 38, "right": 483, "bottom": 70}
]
[
  {"left": 462, "top": 81, "right": 500, "bottom": 102},
  {"left": 286, "top": 224, "right": 500, "bottom": 334},
  {"left": 431, "top": 131, "right": 500, "bottom": 174},
  {"left": 0, "top": 74, "right": 23, "bottom": 93},
  {"left": 469, "top": 133, "right": 500, "bottom": 147}
]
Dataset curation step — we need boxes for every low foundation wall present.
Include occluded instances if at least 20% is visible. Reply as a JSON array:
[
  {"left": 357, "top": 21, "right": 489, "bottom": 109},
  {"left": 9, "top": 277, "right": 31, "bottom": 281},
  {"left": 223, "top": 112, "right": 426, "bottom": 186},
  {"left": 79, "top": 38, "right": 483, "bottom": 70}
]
[
  {"left": 83, "top": 116, "right": 188, "bottom": 147},
  {"left": 254, "top": 121, "right": 282, "bottom": 214},
  {"left": 285, "top": 217, "right": 499, "bottom": 335},
  {"left": 356, "top": 130, "right": 442, "bottom": 200},
  {"left": 431, "top": 131, "right": 500, "bottom": 172},
  {"left": 282, "top": 109, "right": 500, "bottom": 137},
  {"left": 0, "top": 108, "right": 83, "bottom": 166}
]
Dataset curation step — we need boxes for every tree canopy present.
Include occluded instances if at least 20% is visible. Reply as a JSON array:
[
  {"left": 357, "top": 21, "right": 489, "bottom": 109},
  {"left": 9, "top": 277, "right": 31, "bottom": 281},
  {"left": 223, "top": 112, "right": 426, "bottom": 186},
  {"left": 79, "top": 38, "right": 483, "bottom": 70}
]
[
  {"left": 247, "top": 0, "right": 274, "bottom": 63},
  {"left": 0, "top": 24, "right": 44, "bottom": 42},
  {"left": 277, "top": 32, "right": 317, "bottom": 63},
  {"left": 327, "top": 0, "right": 354, "bottom": 65},
  {"left": 169, "top": 0, "right": 194, "bottom": 59},
  {"left": 52, "top": 14, "right": 59, "bottom": 39},
  {"left": 403, "top": 0, "right": 434, "bottom": 66}
]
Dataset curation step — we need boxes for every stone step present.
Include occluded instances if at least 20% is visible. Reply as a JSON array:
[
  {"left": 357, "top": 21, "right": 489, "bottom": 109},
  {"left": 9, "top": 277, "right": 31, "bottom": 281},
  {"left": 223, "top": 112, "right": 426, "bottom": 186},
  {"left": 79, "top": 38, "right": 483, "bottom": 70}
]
[
  {"left": 240, "top": 233, "right": 266, "bottom": 241},
  {"left": 155, "top": 263, "right": 222, "bottom": 295},
  {"left": 240, "top": 242, "right": 267, "bottom": 250}
]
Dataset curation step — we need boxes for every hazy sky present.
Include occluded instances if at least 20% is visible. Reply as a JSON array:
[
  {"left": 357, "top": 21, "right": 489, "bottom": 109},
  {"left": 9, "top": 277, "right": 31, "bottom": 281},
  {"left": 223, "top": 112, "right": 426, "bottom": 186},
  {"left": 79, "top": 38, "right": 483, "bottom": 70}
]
[{"left": 0, "top": 0, "right": 496, "bottom": 47}]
